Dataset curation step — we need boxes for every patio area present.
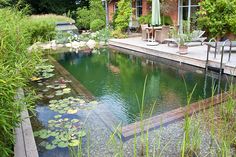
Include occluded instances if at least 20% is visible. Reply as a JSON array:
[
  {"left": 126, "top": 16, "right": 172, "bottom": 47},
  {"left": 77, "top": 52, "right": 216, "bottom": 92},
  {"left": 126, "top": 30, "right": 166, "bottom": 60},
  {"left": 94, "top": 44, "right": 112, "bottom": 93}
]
[{"left": 109, "top": 37, "right": 236, "bottom": 76}]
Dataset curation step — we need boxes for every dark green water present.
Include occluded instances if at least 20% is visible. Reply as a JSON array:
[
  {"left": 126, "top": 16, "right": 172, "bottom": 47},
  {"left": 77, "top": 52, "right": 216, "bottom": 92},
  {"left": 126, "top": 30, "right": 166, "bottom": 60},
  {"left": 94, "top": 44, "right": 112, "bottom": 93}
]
[{"left": 53, "top": 48, "right": 228, "bottom": 124}]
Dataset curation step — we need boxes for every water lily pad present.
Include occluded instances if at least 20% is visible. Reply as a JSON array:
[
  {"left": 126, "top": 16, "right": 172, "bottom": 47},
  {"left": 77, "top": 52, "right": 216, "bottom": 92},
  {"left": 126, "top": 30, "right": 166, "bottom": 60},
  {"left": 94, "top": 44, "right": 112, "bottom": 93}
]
[
  {"left": 45, "top": 144, "right": 57, "bottom": 150},
  {"left": 67, "top": 109, "right": 78, "bottom": 114},
  {"left": 54, "top": 115, "right": 62, "bottom": 119},
  {"left": 79, "top": 100, "right": 85, "bottom": 104},
  {"left": 71, "top": 119, "right": 79, "bottom": 123},
  {"left": 49, "top": 100, "right": 57, "bottom": 104},
  {"left": 68, "top": 140, "right": 80, "bottom": 147},
  {"left": 77, "top": 130, "right": 86, "bottom": 137},
  {"left": 58, "top": 142, "right": 68, "bottom": 148},
  {"left": 90, "top": 100, "right": 98, "bottom": 105},
  {"left": 55, "top": 91, "right": 63, "bottom": 96},
  {"left": 47, "top": 95, "right": 54, "bottom": 99},
  {"left": 31, "top": 76, "right": 41, "bottom": 81}
]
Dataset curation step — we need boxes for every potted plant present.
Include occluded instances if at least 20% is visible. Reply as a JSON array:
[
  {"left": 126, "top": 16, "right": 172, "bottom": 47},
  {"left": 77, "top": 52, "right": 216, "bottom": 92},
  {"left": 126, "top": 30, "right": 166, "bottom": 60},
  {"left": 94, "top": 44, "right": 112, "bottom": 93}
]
[{"left": 178, "top": 33, "right": 191, "bottom": 55}]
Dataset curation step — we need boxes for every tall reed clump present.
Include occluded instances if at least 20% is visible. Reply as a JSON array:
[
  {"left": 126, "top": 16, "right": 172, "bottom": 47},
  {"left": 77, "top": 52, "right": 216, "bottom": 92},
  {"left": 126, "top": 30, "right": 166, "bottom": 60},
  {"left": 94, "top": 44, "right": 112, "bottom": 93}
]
[
  {"left": 0, "top": 8, "right": 42, "bottom": 156},
  {"left": 181, "top": 83, "right": 202, "bottom": 157}
]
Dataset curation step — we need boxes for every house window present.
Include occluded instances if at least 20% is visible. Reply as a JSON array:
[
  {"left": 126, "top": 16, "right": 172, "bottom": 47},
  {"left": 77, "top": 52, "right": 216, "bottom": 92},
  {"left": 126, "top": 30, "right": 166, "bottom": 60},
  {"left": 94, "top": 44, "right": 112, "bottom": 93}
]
[
  {"left": 178, "top": 0, "right": 200, "bottom": 32},
  {"left": 136, "top": 0, "right": 142, "bottom": 18}
]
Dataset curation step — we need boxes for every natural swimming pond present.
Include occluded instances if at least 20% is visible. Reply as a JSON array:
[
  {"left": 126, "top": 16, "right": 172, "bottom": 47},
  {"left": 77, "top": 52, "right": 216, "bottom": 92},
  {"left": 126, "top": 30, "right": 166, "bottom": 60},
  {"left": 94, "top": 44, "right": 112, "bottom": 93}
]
[{"left": 53, "top": 48, "right": 229, "bottom": 124}]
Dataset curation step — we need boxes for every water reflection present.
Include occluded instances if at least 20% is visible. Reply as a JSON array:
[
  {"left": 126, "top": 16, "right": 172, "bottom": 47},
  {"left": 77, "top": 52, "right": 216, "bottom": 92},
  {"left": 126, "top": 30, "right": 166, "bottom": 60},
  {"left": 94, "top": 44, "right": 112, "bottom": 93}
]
[{"left": 53, "top": 48, "right": 229, "bottom": 124}]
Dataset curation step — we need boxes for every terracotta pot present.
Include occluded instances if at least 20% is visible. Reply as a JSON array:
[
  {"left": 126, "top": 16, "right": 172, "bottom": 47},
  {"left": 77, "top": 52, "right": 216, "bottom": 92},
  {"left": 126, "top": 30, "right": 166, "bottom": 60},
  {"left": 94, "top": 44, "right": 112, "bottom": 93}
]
[{"left": 179, "top": 45, "right": 188, "bottom": 55}]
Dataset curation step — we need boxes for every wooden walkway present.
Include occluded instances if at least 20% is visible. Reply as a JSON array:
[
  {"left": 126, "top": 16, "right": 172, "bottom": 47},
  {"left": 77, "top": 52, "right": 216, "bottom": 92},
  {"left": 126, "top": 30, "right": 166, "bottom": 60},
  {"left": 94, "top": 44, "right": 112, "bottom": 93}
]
[{"left": 122, "top": 91, "right": 234, "bottom": 141}]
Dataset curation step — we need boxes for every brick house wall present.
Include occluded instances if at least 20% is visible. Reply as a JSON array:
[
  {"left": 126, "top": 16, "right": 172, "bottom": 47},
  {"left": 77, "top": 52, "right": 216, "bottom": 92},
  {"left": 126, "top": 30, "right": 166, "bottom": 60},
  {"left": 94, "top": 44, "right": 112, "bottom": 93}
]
[{"left": 108, "top": 0, "right": 178, "bottom": 25}]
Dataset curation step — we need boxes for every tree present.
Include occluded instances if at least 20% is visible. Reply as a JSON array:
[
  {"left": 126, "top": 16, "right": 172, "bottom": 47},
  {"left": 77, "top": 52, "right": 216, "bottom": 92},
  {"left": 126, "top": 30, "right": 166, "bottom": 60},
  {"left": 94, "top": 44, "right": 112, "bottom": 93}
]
[
  {"left": 76, "top": 0, "right": 105, "bottom": 30},
  {"left": 25, "top": 0, "right": 79, "bottom": 14}
]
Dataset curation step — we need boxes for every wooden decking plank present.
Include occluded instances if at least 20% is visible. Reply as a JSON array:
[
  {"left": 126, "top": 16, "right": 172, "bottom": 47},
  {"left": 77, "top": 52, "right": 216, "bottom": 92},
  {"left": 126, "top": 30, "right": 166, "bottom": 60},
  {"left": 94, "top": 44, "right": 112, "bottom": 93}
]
[{"left": 122, "top": 92, "right": 234, "bottom": 140}]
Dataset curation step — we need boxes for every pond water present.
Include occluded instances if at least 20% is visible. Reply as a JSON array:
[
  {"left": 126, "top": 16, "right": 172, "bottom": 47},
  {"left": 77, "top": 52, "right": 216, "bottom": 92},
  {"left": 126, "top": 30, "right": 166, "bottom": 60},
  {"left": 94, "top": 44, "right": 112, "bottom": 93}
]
[{"left": 53, "top": 48, "right": 229, "bottom": 124}]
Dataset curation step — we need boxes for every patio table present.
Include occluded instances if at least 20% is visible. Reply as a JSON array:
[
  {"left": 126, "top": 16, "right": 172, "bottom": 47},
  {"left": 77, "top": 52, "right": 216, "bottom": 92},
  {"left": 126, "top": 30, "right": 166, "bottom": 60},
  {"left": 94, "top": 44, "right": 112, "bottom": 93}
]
[{"left": 145, "top": 26, "right": 162, "bottom": 42}]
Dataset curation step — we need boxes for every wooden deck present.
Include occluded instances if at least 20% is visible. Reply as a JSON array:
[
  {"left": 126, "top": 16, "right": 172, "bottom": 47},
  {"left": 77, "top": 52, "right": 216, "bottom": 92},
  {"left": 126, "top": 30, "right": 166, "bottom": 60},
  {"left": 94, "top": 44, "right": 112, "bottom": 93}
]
[
  {"left": 121, "top": 91, "right": 234, "bottom": 141},
  {"left": 109, "top": 37, "right": 236, "bottom": 76}
]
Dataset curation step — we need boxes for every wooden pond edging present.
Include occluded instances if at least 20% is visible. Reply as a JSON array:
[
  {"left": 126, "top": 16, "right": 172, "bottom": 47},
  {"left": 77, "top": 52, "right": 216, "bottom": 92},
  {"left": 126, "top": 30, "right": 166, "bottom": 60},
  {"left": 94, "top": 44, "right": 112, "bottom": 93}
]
[
  {"left": 14, "top": 89, "right": 39, "bottom": 157},
  {"left": 121, "top": 92, "right": 235, "bottom": 141}
]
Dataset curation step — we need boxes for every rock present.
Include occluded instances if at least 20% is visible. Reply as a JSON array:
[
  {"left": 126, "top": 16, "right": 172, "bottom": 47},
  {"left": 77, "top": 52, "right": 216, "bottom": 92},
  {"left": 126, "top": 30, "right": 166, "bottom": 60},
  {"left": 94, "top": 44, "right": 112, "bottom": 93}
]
[
  {"left": 65, "top": 43, "right": 72, "bottom": 48},
  {"left": 71, "top": 41, "right": 86, "bottom": 49},
  {"left": 51, "top": 40, "right": 57, "bottom": 48},
  {"left": 86, "top": 39, "right": 96, "bottom": 49},
  {"left": 57, "top": 44, "right": 64, "bottom": 48}
]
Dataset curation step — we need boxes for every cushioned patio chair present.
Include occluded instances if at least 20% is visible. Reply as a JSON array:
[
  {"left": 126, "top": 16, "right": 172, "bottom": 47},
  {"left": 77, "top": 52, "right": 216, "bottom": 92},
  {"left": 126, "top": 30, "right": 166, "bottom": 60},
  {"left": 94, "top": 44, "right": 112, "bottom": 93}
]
[{"left": 154, "top": 26, "right": 170, "bottom": 43}]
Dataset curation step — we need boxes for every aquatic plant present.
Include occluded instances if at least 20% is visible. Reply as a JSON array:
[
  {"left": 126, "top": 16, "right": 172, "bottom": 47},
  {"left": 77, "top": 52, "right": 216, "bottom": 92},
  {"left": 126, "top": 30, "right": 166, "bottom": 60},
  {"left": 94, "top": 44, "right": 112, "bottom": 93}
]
[
  {"left": 34, "top": 117, "right": 86, "bottom": 150},
  {"left": 48, "top": 97, "right": 98, "bottom": 114},
  {"left": 31, "top": 64, "right": 55, "bottom": 81}
]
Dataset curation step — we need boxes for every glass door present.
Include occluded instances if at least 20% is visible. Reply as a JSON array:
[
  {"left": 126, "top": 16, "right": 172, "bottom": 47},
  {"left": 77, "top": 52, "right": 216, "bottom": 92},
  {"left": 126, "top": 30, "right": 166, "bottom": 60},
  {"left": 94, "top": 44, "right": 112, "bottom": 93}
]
[{"left": 178, "top": 0, "right": 200, "bottom": 33}]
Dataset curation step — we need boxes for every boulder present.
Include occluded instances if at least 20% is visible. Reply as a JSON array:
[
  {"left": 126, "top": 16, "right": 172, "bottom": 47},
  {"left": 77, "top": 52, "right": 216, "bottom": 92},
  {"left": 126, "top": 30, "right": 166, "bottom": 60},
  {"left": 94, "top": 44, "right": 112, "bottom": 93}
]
[{"left": 86, "top": 40, "right": 96, "bottom": 49}]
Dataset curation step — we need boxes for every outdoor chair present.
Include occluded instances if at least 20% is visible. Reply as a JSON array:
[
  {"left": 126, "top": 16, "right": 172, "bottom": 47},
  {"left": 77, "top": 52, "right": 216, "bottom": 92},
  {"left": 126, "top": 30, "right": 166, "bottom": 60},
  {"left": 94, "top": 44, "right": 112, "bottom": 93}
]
[
  {"left": 141, "top": 24, "right": 151, "bottom": 41},
  {"left": 154, "top": 26, "right": 170, "bottom": 43},
  {"left": 164, "top": 30, "right": 207, "bottom": 47}
]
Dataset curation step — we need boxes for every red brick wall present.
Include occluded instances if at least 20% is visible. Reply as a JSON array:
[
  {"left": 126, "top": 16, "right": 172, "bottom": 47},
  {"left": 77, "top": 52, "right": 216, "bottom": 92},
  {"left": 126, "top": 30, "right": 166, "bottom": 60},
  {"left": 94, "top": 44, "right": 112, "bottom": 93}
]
[
  {"left": 108, "top": 0, "right": 179, "bottom": 25},
  {"left": 108, "top": 1, "right": 116, "bottom": 21},
  {"left": 142, "top": 0, "right": 150, "bottom": 16},
  {"left": 163, "top": 0, "right": 178, "bottom": 25}
]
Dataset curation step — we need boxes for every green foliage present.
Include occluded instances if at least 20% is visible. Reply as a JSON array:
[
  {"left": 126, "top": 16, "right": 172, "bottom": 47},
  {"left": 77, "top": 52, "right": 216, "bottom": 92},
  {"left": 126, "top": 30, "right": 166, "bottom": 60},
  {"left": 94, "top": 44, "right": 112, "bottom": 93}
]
[
  {"left": 0, "top": 8, "right": 41, "bottom": 156},
  {"left": 25, "top": 0, "right": 78, "bottom": 15},
  {"left": 91, "top": 28, "right": 110, "bottom": 44},
  {"left": 114, "top": 0, "right": 132, "bottom": 32},
  {"left": 138, "top": 14, "right": 172, "bottom": 25},
  {"left": 162, "top": 15, "right": 173, "bottom": 25},
  {"left": 197, "top": 0, "right": 236, "bottom": 38},
  {"left": 111, "top": 29, "right": 127, "bottom": 38},
  {"left": 27, "top": 20, "right": 55, "bottom": 43},
  {"left": 90, "top": 19, "right": 105, "bottom": 32},
  {"left": 76, "top": 7, "right": 91, "bottom": 30},
  {"left": 138, "top": 14, "right": 151, "bottom": 24},
  {"left": 76, "top": 0, "right": 105, "bottom": 30},
  {"left": 27, "top": 14, "right": 74, "bottom": 43}
]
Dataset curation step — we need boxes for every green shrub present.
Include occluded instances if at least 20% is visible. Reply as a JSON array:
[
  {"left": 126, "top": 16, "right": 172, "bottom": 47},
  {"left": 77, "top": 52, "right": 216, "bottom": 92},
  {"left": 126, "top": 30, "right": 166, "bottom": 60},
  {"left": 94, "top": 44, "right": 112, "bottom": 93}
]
[
  {"left": 76, "top": 0, "right": 105, "bottom": 30},
  {"left": 111, "top": 29, "right": 127, "bottom": 38},
  {"left": 114, "top": 0, "right": 132, "bottom": 32},
  {"left": 162, "top": 15, "right": 173, "bottom": 25},
  {"left": 90, "top": 19, "right": 105, "bottom": 32},
  {"left": 27, "top": 20, "right": 55, "bottom": 43},
  {"left": 27, "top": 14, "right": 75, "bottom": 43},
  {"left": 197, "top": 0, "right": 236, "bottom": 38},
  {"left": 0, "top": 8, "right": 41, "bottom": 157},
  {"left": 76, "top": 7, "right": 91, "bottom": 30},
  {"left": 138, "top": 14, "right": 151, "bottom": 24}
]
